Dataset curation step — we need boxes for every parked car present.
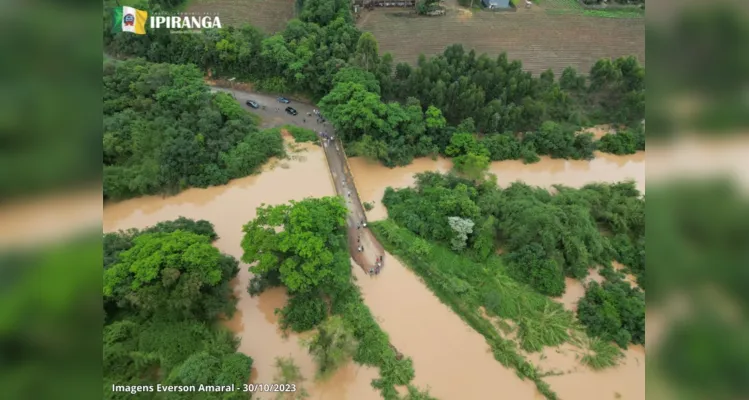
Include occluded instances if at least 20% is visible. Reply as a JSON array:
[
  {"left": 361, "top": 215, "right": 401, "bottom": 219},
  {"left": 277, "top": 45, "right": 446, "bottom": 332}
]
[
  {"left": 246, "top": 100, "right": 260, "bottom": 109},
  {"left": 277, "top": 97, "right": 291, "bottom": 104},
  {"left": 285, "top": 107, "right": 298, "bottom": 116}
]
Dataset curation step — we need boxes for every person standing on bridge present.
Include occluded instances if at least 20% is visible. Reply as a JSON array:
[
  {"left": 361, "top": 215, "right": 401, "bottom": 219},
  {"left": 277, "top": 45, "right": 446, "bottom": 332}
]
[{"left": 347, "top": 190, "right": 351, "bottom": 198}]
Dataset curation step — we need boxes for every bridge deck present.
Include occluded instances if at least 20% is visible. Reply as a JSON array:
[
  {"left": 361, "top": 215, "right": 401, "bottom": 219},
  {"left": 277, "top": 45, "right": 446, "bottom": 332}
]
[{"left": 319, "top": 135, "right": 386, "bottom": 274}]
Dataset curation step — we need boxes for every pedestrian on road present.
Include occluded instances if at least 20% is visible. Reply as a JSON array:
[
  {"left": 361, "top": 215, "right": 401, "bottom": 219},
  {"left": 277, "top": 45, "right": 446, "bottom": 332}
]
[
  {"left": 303, "top": 118, "right": 306, "bottom": 123},
  {"left": 369, "top": 268, "right": 374, "bottom": 275},
  {"left": 357, "top": 236, "right": 360, "bottom": 243},
  {"left": 347, "top": 190, "right": 351, "bottom": 198}
]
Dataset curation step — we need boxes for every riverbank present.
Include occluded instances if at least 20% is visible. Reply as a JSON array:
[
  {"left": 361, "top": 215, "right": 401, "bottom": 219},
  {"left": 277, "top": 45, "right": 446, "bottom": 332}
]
[
  {"left": 349, "top": 151, "right": 645, "bottom": 222},
  {"left": 103, "top": 137, "right": 539, "bottom": 399},
  {"left": 371, "top": 219, "right": 645, "bottom": 400}
]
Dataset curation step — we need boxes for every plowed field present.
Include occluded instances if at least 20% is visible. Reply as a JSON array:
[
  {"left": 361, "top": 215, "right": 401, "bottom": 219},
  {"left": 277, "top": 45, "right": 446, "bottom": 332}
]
[{"left": 356, "top": 0, "right": 644, "bottom": 75}]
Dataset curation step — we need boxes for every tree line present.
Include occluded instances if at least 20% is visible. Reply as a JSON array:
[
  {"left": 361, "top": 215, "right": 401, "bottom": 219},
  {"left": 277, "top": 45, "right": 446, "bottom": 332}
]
[
  {"left": 104, "top": 0, "right": 645, "bottom": 170},
  {"left": 103, "top": 218, "right": 253, "bottom": 399},
  {"left": 103, "top": 58, "right": 285, "bottom": 200},
  {"left": 381, "top": 172, "right": 645, "bottom": 347}
]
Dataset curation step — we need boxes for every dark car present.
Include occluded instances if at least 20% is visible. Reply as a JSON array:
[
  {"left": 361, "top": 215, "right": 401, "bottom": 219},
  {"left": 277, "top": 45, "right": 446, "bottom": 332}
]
[
  {"left": 245, "top": 100, "right": 260, "bottom": 109},
  {"left": 277, "top": 97, "right": 291, "bottom": 104},
  {"left": 285, "top": 107, "right": 298, "bottom": 116}
]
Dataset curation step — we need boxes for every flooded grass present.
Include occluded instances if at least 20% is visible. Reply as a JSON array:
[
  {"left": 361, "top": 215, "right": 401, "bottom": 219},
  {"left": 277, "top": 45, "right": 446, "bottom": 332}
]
[
  {"left": 578, "top": 335, "right": 625, "bottom": 370},
  {"left": 371, "top": 220, "right": 563, "bottom": 399},
  {"left": 371, "top": 218, "right": 640, "bottom": 399}
]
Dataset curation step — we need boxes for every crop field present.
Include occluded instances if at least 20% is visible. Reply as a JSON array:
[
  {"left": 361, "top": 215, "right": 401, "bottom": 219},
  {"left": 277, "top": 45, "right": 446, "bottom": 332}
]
[
  {"left": 187, "top": 0, "right": 296, "bottom": 34},
  {"left": 356, "top": 0, "right": 644, "bottom": 76}
]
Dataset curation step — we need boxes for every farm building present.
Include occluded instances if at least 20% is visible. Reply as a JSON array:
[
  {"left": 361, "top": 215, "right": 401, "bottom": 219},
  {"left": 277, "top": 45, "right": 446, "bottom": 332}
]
[
  {"left": 355, "top": 0, "right": 416, "bottom": 7},
  {"left": 481, "top": 0, "right": 511, "bottom": 8}
]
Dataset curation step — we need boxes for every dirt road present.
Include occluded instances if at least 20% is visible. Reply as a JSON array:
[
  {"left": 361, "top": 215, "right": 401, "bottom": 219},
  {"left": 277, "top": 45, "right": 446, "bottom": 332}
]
[{"left": 211, "top": 86, "right": 386, "bottom": 274}]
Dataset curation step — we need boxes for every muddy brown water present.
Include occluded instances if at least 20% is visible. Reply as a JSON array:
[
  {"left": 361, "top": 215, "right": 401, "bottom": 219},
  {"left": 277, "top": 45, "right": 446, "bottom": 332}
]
[
  {"left": 349, "top": 151, "right": 645, "bottom": 222},
  {"left": 347, "top": 151, "right": 646, "bottom": 400},
  {"left": 103, "top": 135, "right": 650, "bottom": 399},
  {"left": 104, "top": 143, "right": 380, "bottom": 400},
  {"left": 103, "top": 142, "right": 538, "bottom": 399}
]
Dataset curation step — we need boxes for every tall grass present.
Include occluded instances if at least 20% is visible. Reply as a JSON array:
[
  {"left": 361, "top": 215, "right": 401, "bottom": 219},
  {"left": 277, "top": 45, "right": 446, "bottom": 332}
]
[
  {"left": 517, "top": 303, "right": 572, "bottom": 352},
  {"left": 371, "top": 220, "right": 562, "bottom": 400},
  {"left": 579, "top": 335, "right": 624, "bottom": 370}
]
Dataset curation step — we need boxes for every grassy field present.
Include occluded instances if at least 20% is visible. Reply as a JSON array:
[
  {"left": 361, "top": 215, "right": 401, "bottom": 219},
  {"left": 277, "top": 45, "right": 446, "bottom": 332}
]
[
  {"left": 356, "top": 0, "right": 644, "bottom": 75},
  {"left": 187, "top": 0, "right": 296, "bottom": 34}
]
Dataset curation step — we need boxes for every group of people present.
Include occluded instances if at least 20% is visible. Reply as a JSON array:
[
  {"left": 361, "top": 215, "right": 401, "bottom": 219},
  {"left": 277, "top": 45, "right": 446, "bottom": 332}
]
[
  {"left": 369, "top": 255, "right": 384, "bottom": 276},
  {"left": 320, "top": 131, "right": 336, "bottom": 148},
  {"left": 306, "top": 109, "right": 326, "bottom": 124}
]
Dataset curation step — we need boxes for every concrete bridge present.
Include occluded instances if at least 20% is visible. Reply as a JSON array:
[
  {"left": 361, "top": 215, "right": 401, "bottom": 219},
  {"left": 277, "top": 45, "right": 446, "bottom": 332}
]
[
  {"left": 319, "top": 134, "right": 387, "bottom": 275},
  {"left": 210, "top": 84, "right": 387, "bottom": 274}
]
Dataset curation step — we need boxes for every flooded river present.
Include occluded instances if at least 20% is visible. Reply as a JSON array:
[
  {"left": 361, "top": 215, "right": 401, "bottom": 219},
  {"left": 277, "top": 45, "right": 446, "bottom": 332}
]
[
  {"left": 104, "top": 143, "right": 380, "bottom": 400},
  {"left": 103, "top": 138, "right": 647, "bottom": 400},
  {"left": 349, "top": 151, "right": 645, "bottom": 222},
  {"left": 103, "top": 142, "right": 536, "bottom": 399},
  {"left": 347, "top": 151, "right": 646, "bottom": 400}
]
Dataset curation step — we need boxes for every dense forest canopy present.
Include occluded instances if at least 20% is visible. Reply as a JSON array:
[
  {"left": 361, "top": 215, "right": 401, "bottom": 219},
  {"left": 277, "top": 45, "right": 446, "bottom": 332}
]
[
  {"left": 103, "top": 218, "right": 253, "bottom": 399},
  {"left": 104, "top": 0, "right": 645, "bottom": 172},
  {"left": 103, "top": 59, "right": 285, "bottom": 200},
  {"left": 381, "top": 172, "right": 645, "bottom": 346}
]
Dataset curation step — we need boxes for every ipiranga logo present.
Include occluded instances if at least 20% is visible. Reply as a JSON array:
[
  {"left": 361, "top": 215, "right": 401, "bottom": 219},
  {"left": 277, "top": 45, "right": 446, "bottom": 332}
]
[{"left": 112, "top": 6, "right": 148, "bottom": 35}]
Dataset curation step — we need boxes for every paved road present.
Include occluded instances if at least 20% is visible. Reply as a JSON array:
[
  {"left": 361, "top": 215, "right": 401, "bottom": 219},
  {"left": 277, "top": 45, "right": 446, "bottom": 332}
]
[
  {"left": 211, "top": 87, "right": 332, "bottom": 130},
  {"left": 211, "top": 86, "right": 387, "bottom": 275}
]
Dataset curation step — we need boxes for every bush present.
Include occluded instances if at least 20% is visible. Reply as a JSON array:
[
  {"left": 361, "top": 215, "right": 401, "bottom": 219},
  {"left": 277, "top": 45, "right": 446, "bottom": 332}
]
[
  {"left": 577, "top": 279, "right": 645, "bottom": 348},
  {"left": 278, "top": 292, "right": 328, "bottom": 332},
  {"left": 597, "top": 128, "right": 645, "bottom": 155}
]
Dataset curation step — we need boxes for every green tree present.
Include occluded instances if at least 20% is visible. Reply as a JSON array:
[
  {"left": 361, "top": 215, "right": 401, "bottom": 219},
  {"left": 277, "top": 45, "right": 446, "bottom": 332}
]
[
  {"left": 318, "top": 82, "right": 388, "bottom": 142},
  {"left": 301, "top": 315, "right": 358, "bottom": 379},
  {"left": 332, "top": 67, "right": 381, "bottom": 95},
  {"left": 352, "top": 32, "right": 380, "bottom": 72},
  {"left": 103, "top": 230, "right": 238, "bottom": 319},
  {"left": 506, "top": 243, "right": 566, "bottom": 297},
  {"left": 447, "top": 216, "right": 475, "bottom": 251},
  {"left": 241, "top": 197, "right": 350, "bottom": 294},
  {"left": 352, "top": 134, "right": 388, "bottom": 161},
  {"left": 452, "top": 152, "right": 490, "bottom": 181},
  {"left": 577, "top": 279, "right": 645, "bottom": 348},
  {"left": 482, "top": 133, "right": 522, "bottom": 161}
]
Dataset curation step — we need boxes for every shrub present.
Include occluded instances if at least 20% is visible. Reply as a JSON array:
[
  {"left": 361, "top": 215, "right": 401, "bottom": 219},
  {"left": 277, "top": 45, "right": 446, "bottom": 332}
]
[
  {"left": 577, "top": 279, "right": 645, "bottom": 348},
  {"left": 278, "top": 292, "right": 328, "bottom": 332}
]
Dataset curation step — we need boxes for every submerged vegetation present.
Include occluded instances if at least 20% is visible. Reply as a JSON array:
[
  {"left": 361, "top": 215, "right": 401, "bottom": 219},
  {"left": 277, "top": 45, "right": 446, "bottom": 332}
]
[
  {"left": 375, "top": 171, "right": 646, "bottom": 389},
  {"left": 371, "top": 219, "right": 561, "bottom": 399},
  {"left": 103, "top": 218, "right": 252, "bottom": 399},
  {"left": 240, "top": 197, "right": 423, "bottom": 398}
]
